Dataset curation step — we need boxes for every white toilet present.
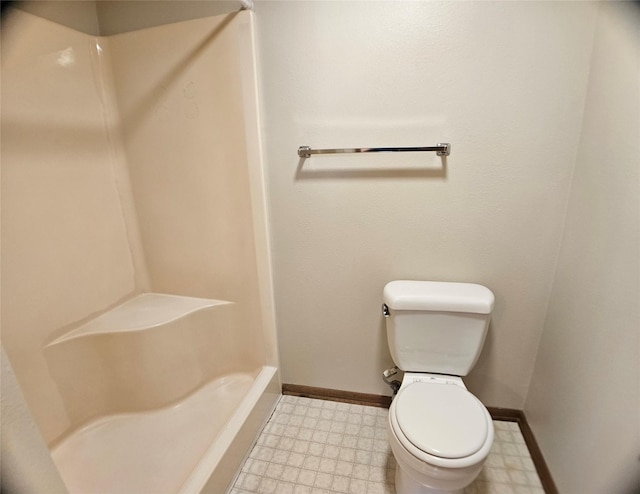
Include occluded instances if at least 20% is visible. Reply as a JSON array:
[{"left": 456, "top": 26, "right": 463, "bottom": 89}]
[{"left": 382, "top": 280, "right": 495, "bottom": 494}]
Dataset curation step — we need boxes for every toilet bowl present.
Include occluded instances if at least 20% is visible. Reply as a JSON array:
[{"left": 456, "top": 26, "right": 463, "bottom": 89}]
[
  {"left": 387, "top": 373, "right": 493, "bottom": 494},
  {"left": 382, "top": 280, "right": 496, "bottom": 494}
]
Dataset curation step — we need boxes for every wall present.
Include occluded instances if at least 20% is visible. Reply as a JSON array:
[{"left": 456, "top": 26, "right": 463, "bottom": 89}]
[
  {"left": 525, "top": 3, "right": 640, "bottom": 493},
  {"left": 15, "top": 1, "right": 100, "bottom": 35},
  {"left": 13, "top": 0, "right": 242, "bottom": 36},
  {"left": 256, "top": 1, "right": 597, "bottom": 407},
  {"left": 96, "top": 1, "right": 240, "bottom": 35}
]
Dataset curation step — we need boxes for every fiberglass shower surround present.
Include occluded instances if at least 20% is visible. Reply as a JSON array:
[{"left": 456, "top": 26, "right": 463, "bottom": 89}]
[{"left": 1, "top": 6, "right": 278, "bottom": 494}]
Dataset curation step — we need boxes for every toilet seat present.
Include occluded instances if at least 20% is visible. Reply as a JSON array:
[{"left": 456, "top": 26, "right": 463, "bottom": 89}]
[{"left": 392, "top": 382, "right": 489, "bottom": 461}]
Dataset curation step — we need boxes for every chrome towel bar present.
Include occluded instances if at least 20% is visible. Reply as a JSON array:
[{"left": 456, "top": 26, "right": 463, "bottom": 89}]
[{"left": 298, "top": 143, "right": 450, "bottom": 158}]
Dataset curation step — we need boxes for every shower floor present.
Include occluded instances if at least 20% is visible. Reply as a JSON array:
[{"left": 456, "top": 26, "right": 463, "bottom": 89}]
[{"left": 52, "top": 371, "right": 257, "bottom": 494}]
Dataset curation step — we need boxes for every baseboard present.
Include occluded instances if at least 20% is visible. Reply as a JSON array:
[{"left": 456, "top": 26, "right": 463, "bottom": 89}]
[
  {"left": 282, "top": 384, "right": 557, "bottom": 494},
  {"left": 282, "top": 383, "right": 392, "bottom": 408},
  {"left": 487, "top": 407, "right": 558, "bottom": 494}
]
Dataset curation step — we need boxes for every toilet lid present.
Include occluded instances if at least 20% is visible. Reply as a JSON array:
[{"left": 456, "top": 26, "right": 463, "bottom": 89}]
[{"left": 394, "top": 382, "right": 488, "bottom": 459}]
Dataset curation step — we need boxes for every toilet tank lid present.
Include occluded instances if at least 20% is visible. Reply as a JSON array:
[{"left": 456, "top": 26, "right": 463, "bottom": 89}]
[{"left": 383, "top": 281, "right": 495, "bottom": 314}]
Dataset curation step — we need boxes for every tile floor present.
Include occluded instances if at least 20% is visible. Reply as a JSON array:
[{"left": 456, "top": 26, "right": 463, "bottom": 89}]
[{"left": 230, "top": 395, "right": 545, "bottom": 494}]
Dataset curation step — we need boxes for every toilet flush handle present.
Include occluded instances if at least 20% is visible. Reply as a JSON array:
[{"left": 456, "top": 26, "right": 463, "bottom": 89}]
[{"left": 382, "top": 304, "right": 390, "bottom": 318}]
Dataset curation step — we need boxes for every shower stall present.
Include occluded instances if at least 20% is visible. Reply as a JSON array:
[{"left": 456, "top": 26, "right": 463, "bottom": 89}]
[{"left": 1, "top": 4, "right": 279, "bottom": 493}]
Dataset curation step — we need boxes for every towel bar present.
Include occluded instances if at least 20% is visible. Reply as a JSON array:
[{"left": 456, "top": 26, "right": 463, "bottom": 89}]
[{"left": 298, "top": 143, "right": 450, "bottom": 158}]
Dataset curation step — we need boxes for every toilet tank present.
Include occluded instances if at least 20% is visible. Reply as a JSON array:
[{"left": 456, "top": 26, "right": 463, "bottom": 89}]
[{"left": 383, "top": 281, "right": 495, "bottom": 375}]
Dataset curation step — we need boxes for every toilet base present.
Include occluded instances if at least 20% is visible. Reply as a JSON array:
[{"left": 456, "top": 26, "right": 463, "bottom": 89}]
[
  {"left": 395, "top": 466, "right": 463, "bottom": 494},
  {"left": 388, "top": 375, "right": 493, "bottom": 494}
]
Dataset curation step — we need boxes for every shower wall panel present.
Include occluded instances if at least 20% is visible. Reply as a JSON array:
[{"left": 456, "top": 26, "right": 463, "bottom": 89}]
[
  {"left": 1, "top": 10, "right": 148, "bottom": 444},
  {"left": 1, "top": 9, "right": 272, "bottom": 449},
  {"left": 107, "top": 13, "right": 267, "bottom": 373}
]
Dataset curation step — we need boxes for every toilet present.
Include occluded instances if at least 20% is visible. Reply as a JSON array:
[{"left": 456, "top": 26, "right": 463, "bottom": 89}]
[{"left": 382, "top": 280, "right": 495, "bottom": 494}]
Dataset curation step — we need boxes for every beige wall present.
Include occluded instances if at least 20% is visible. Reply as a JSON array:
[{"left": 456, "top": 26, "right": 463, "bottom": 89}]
[
  {"left": 525, "top": 3, "right": 640, "bottom": 493},
  {"left": 16, "top": 1, "right": 100, "bottom": 35},
  {"left": 96, "top": 1, "right": 241, "bottom": 35},
  {"left": 256, "top": 1, "right": 598, "bottom": 408},
  {"left": 14, "top": 0, "right": 243, "bottom": 36}
]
